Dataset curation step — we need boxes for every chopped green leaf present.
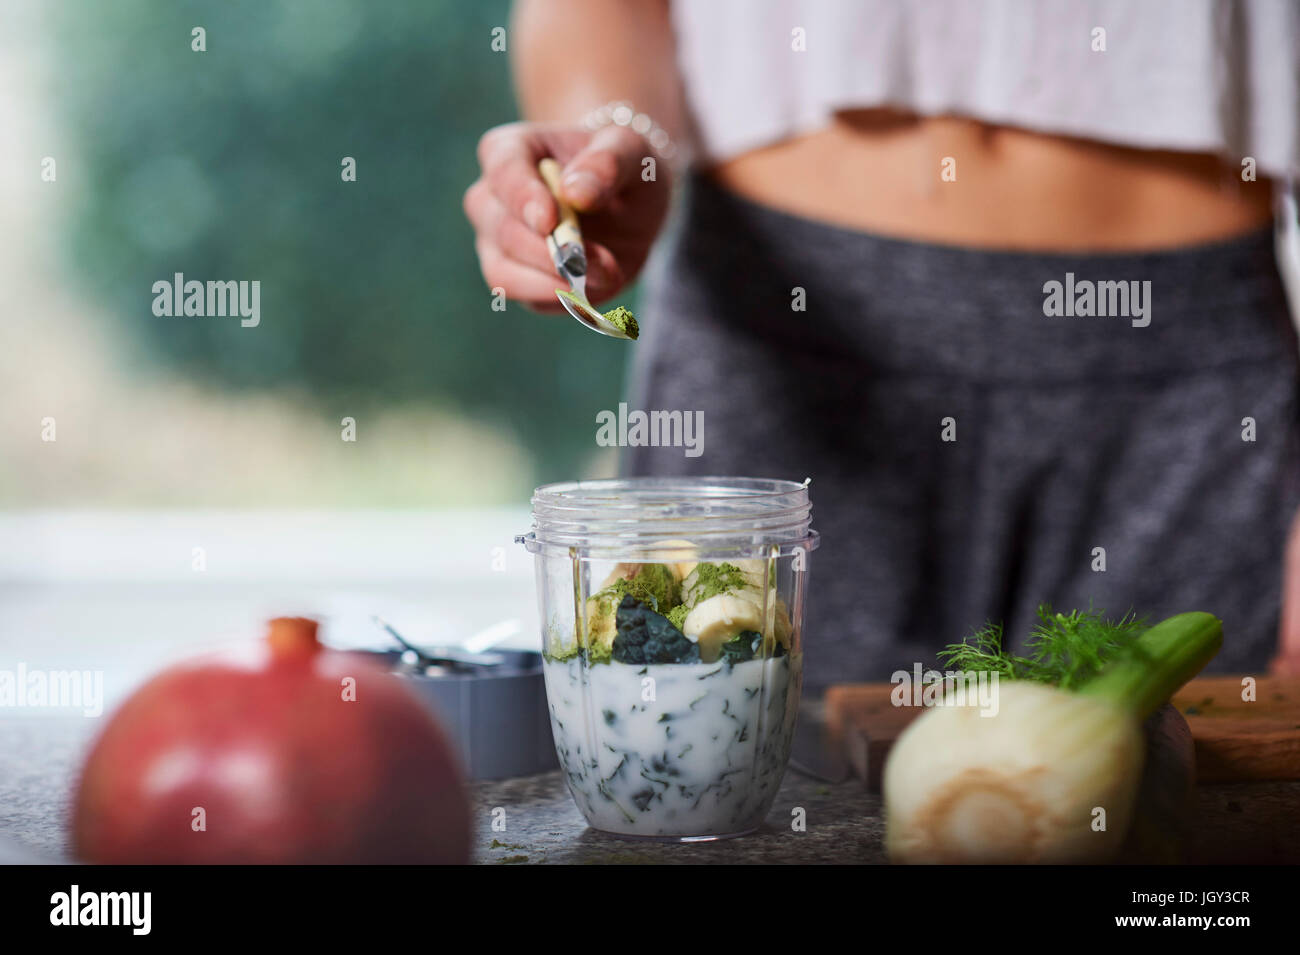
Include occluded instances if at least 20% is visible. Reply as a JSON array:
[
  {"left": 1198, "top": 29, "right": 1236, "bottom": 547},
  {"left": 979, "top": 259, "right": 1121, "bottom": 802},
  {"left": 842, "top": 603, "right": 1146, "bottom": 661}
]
[
  {"left": 612, "top": 595, "right": 700, "bottom": 664},
  {"left": 719, "top": 630, "right": 762, "bottom": 664}
]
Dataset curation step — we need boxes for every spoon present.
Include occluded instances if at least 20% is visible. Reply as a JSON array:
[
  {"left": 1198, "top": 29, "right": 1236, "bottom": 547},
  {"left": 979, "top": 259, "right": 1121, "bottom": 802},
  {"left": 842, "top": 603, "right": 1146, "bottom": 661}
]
[
  {"left": 372, "top": 615, "right": 507, "bottom": 670},
  {"left": 537, "top": 158, "right": 634, "bottom": 340}
]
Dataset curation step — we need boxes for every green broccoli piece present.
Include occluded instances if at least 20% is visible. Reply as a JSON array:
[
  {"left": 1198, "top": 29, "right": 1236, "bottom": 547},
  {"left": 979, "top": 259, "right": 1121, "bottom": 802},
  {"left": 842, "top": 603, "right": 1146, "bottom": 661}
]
[{"left": 612, "top": 596, "right": 700, "bottom": 664}]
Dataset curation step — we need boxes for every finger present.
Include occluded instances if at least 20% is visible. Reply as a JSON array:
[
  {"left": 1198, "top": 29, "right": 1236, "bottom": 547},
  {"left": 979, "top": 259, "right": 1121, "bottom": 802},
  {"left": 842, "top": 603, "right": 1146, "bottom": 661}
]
[
  {"left": 559, "top": 125, "right": 649, "bottom": 211},
  {"left": 1279, "top": 509, "right": 1300, "bottom": 666},
  {"left": 489, "top": 209, "right": 624, "bottom": 295},
  {"left": 462, "top": 179, "right": 496, "bottom": 234},
  {"left": 470, "top": 179, "right": 626, "bottom": 299},
  {"left": 478, "top": 124, "right": 557, "bottom": 235},
  {"left": 1271, "top": 653, "right": 1300, "bottom": 677},
  {"left": 580, "top": 241, "right": 627, "bottom": 304},
  {"left": 475, "top": 238, "right": 569, "bottom": 311},
  {"left": 479, "top": 236, "right": 623, "bottom": 310},
  {"left": 465, "top": 182, "right": 555, "bottom": 274}
]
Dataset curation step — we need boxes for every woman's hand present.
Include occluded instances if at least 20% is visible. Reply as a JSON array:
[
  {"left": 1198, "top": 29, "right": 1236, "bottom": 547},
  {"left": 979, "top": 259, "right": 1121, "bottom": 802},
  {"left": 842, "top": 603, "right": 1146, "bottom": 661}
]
[
  {"left": 464, "top": 121, "right": 672, "bottom": 313},
  {"left": 1272, "top": 509, "right": 1300, "bottom": 675}
]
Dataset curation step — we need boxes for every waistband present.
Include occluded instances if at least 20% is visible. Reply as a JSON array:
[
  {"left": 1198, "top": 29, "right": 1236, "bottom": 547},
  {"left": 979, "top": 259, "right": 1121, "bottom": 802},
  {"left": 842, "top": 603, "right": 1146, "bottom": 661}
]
[{"left": 647, "top": 173, "right": 1296, "bottom": 383}]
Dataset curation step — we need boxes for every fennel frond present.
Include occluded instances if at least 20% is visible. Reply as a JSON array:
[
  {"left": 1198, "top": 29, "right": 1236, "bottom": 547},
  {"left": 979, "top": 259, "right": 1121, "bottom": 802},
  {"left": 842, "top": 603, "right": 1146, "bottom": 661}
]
[{"left": 937, "top": 604, "right": 1148, "bottom": 689}]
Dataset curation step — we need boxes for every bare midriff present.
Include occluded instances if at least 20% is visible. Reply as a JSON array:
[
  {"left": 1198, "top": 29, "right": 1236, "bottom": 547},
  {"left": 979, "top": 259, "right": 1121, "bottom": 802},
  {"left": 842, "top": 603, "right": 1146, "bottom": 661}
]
[{"left": 706, "top": 109, "right": 1275, "bottom": 252}]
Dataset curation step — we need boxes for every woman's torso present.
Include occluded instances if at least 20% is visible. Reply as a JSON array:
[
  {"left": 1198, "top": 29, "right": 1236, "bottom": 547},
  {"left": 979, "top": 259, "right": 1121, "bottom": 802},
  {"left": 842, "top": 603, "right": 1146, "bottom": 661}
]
[
  {"left": 709, "top": 111, "right": 1275, "bottom": 251},
  {"left": 672, "top": 0, "right": 1297, "bottom": 250}
]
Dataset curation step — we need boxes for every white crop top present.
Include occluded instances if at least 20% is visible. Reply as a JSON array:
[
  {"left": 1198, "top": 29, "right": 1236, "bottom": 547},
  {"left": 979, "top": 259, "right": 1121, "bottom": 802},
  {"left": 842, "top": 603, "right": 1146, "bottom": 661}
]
[{"left": 670, "top": 0, "right": 1300, "bottom": 178}]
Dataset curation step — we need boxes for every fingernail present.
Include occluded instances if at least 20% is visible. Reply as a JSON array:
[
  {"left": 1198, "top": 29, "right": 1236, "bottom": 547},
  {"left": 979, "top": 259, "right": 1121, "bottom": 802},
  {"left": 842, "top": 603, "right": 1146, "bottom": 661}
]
[
  {"left": 562, "top": 170, "right": 601, "bottom": 207},
  {"left": 523, "top": 200, "right": 546, "bottom": 233}
]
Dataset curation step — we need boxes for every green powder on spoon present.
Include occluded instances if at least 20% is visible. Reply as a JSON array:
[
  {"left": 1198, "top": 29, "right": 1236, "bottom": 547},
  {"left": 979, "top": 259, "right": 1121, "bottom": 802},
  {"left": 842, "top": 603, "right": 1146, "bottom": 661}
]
[
  {"left": 556, "top": 290, "right": 639, "bottom": 340},
  {"left": 600, "top": 305, "right": 639, "bottom": 339}
]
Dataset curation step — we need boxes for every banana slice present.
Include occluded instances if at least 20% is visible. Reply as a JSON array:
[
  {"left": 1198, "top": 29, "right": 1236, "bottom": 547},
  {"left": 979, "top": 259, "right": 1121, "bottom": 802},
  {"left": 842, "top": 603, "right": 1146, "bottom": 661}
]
[
  {"left": 598, "top": 563, "right": 642, "bottom": 590},
  {"left": 681, "top": 560, "right": 769, "bottom": 609},
  {"left": 647, "top": 539, "right": 699, "bottom": 580},
  {"left": 730, "top": 558, "right": 777, "bottom": 592},
  {"left": 681, "top": 565, "right": 742, "bottom": 608},
  {"left": 744, "top": 592, "right": 793, "bottom": 657},
  {"left": 748, "top": 596, "right": 793, "bottom": 656},
  {"left": 682, "top": 592, "right": 765, "bottom": 663},
  {"left": 584, "top": 592, "right": 620, "bottom": 651},
  {"left": 600, "top": 556, "right": 691, "bottom": 592}
]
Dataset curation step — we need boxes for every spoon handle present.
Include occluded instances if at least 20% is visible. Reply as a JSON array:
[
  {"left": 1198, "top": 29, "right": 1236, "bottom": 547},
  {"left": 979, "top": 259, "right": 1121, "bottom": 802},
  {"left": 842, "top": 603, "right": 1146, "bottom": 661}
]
[{"left": 538, "top": 158, "right": 583, "bottom": 249}]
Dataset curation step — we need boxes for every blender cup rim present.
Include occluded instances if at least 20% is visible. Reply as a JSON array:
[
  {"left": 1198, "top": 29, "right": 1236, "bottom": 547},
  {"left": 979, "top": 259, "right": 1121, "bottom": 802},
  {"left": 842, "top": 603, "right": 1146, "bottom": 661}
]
[
  {"left": 533, "top": 475, "right": 809, "bottom": 501},
  {"left": 515, "top": 529, "right": 820, "bottom": 558},
  {"left": 520, "top": 476, "right": 817, "bottom": 556}
]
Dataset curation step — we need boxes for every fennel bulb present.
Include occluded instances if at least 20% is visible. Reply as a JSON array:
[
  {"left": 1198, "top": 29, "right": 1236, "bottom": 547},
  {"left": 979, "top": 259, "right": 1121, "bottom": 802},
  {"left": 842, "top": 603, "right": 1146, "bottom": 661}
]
[{"left": 884, "top": 611, "right": 1222, "bottom": 864}]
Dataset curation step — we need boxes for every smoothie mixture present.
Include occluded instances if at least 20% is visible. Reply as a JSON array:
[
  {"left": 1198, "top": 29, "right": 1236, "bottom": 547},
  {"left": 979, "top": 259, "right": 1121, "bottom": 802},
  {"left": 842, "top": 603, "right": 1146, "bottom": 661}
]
[{"left": 542, "top": 549, "right": 802, "bottom": 838}]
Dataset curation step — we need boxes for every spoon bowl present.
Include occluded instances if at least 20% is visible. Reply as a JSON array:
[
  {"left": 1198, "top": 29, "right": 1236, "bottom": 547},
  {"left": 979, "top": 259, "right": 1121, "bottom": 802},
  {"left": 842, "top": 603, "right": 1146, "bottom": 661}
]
[{"left": 556, "top": 289, "right": 634, "bottom": 339}]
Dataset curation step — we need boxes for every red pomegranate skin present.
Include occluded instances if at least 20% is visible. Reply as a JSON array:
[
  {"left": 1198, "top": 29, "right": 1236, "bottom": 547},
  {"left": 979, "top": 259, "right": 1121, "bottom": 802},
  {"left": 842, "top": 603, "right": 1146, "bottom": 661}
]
[{"left": 73, "top": 619, "right": 471, "bottom": 864}]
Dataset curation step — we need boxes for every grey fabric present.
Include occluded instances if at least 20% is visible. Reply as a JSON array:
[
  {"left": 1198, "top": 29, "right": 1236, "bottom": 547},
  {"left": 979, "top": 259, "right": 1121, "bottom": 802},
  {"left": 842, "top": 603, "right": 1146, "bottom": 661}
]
[{"left": 625, "top": 174, "right": 1300, "bottom": 693}]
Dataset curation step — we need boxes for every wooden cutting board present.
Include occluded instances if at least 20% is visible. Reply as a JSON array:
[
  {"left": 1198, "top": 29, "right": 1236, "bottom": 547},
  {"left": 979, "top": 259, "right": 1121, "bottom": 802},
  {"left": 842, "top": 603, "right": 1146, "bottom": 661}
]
[{"left": 825, "top": 675, "right": 1300, "bottom": 790}]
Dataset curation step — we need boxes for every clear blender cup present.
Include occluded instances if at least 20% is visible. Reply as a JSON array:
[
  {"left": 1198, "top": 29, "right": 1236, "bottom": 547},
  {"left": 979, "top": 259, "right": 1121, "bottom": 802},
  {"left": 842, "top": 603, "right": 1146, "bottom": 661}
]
[{"left": 517, "top": 477, "right": 819, "bottom": 841}]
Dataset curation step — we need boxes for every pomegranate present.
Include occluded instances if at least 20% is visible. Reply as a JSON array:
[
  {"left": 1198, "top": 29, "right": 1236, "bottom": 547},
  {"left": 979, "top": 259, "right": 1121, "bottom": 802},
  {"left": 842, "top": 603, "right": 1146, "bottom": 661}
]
[{"left": 73, "top": 617, "right": 471, "bottom": 864}]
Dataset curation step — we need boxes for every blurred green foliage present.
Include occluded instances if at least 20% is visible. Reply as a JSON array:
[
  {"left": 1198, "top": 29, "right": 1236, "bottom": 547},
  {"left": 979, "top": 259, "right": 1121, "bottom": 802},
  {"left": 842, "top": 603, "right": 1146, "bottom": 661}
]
[{"left": 50, "top": 0, "right": 630, "bottom": 490}]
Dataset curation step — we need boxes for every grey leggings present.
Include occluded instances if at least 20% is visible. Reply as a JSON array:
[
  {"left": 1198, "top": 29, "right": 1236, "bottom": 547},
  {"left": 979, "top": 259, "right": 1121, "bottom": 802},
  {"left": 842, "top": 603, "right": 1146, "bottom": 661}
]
[{"left": 625, "top": 174, "right": 1300, "bottom": 693}]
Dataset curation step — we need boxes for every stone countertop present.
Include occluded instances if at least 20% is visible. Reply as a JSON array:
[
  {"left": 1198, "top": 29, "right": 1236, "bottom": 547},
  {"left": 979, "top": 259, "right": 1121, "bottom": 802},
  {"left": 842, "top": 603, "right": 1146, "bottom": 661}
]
[
  {"left": 0, "top": 717, "right": 84, "bottom": 863},
  {"left": 8, "top": 711, "right": 1294, "bottom": 864},
  {"left": 0, "top": 711, "right": 885, "bottom": 865},
  {"left": 470, "top": 770, "right": 885, "bottom": 865}
]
